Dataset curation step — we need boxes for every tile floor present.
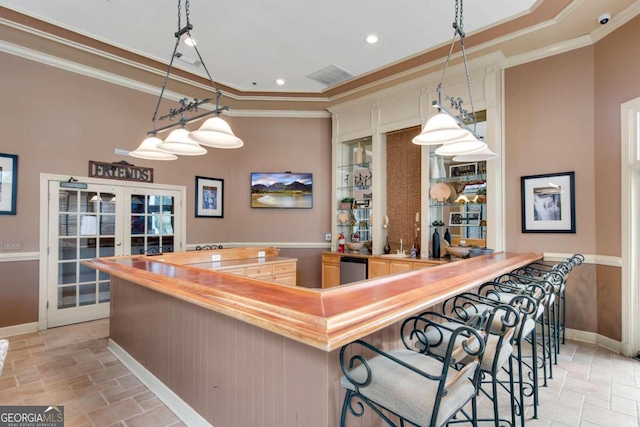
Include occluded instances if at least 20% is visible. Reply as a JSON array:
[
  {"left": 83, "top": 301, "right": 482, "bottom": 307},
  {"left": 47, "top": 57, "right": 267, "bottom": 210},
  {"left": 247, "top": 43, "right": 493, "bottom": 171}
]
[{"left": 1, "top": 320, "right": 639, "bottom": 426}]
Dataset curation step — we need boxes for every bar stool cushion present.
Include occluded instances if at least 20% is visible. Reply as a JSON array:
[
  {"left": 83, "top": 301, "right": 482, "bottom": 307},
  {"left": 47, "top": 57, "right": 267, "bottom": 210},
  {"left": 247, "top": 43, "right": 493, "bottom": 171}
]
[
  {"left": 340, "top": 348, "right": 476, "bottom": 426},
  {"left": 421, "top": 322, "right": 512, "bottom": 372}
]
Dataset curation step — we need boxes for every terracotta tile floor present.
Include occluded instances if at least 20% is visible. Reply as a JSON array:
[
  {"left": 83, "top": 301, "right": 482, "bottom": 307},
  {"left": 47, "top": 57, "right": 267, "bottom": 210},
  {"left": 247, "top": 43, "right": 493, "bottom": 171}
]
[
  {"left": 1, "top": 319, "right": 183, "bottom": 427},
  {"left": 1, "top": 320, "right": 640, "bottom": 426}
]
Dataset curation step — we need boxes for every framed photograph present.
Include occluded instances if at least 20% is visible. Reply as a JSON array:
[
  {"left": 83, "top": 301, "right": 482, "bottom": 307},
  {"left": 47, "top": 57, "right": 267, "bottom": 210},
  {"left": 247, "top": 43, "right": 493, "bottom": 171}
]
[
  {"left": 0, "top": 153, "right": 18, "bottom": 215},
  {"left": 195, "top": 176, "right": 224, "bottom": 218},
  {"left": 449, "top": 162, "right": 477, "bottom": 178},
  {"left": 521, "top": 171, "right": 575, "bottom": 233},
  {"left": 449, "top": 211, "right": 481, "bottom": 226},
  {"left": 251, "top": 172, "right": 312, "bottom": 208}
]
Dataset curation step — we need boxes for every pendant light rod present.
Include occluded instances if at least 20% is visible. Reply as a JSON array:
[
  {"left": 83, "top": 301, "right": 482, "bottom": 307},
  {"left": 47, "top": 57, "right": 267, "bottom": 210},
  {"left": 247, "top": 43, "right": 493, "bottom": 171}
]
[
  {"left": 146, "top": 0, "right": 227, "bottom": 136},
  {"left": 431, "top": 101, "right": 483, "bottom": 141},
  {"left": 147, "top": 105, "right": 229, "bottom": 136}
]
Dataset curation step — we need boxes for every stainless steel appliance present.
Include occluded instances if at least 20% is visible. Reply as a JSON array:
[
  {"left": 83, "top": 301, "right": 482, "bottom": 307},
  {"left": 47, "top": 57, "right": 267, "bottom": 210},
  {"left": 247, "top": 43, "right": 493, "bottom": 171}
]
[{"left": 339, "top": 256, "right": 368, "bottom": 285}]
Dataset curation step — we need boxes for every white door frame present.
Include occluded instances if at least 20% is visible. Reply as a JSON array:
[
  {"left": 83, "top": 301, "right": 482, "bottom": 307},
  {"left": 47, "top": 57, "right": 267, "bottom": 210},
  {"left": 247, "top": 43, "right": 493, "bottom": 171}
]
[
  {"left": 38, "top": 173, "right": 187, "bottom": 330},
  {"left": 620, "top": 98, "right": 640, "bottom": 357}
]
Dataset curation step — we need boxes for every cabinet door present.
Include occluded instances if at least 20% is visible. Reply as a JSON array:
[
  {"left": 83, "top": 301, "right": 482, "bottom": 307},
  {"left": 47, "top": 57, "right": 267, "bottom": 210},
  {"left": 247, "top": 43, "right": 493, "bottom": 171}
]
[
  {"left": 322, "top": 262, "right": 340, "bottom": 288},
  {"left": 274, "top": 273, "right": 297, "bottom": 286},
  {"left": 368, "top": 259, "right": 389, "bottom": 279},
  {"left": 389, "top": 260, "right": 413, "bottom": 274}
]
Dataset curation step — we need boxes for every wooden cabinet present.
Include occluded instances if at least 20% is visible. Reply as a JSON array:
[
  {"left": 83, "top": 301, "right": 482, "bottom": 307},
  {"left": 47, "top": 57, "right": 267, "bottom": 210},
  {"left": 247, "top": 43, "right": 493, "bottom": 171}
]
[
  {"left": 321, "top": 254, "right": 340, "bottom": 288},
  {"left": 389, "top": 260, "right": 413, "bottom": 274},
  {"left": 218, "top": 260, "right": 297, "bottom": 286},
  {"left": 368, "top": 259, "right": 389, "bottom": 279}
]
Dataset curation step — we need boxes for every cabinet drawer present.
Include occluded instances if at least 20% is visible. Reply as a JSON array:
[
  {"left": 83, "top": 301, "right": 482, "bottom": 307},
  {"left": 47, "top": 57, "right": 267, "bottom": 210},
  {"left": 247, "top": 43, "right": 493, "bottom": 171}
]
[
  {"left": 273, "top": 262, "right": 296, "bottom": 274},
  {"left": 322, "top": 254, "right": 340, "bottom": 264},
  {"left": 273, "top": 272, "right": 296, "bottom": 286},
  {"left": 217, "top": 267, "right": 246, "bottom": 276},
  {"left": 245, "top": 264, "right": 274, "bottom": 278}
]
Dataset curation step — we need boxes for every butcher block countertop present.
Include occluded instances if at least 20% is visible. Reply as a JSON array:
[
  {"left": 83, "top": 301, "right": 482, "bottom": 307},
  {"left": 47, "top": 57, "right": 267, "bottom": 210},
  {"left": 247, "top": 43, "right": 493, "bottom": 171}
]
[{"left": 84, "top": 250, "right": 542, "bottom": 351}]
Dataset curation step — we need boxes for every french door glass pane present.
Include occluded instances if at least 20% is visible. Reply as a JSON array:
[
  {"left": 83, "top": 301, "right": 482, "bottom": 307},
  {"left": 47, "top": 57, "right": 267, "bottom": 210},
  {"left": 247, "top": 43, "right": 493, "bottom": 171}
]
[
  {"left": 130, "top": 193, "right": 176, "bottom": 254},
  {"left": 57, "top": 188, "right": 114, "bottom": 310}
]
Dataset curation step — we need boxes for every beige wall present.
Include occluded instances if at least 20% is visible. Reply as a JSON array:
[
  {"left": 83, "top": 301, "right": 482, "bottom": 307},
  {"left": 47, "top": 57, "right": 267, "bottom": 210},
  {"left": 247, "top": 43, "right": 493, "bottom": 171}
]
[
  {"left": 0, "top": 52, "right": 331, "bottom": 328},
  {"left": 504, "top": 15, "right": 640, "bottom": 340}
]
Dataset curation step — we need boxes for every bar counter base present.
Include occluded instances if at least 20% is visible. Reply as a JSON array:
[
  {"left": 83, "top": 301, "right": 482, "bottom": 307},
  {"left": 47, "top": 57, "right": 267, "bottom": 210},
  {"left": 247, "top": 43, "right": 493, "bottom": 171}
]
[{"left": 108, "top": 339, "right": 211, "bottom": 427}]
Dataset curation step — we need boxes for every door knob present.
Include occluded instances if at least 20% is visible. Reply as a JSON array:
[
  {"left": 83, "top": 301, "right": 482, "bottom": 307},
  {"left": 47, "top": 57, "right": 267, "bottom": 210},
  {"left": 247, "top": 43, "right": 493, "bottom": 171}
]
[{"left": 116, "top": 242, "right": 122, "bottom": 246}]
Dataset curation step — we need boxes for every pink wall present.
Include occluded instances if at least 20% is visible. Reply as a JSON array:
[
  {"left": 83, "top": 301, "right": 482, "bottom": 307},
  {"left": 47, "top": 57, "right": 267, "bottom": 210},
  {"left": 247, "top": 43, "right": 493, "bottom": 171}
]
[
  {"left": 504, "top": 46, "right": 597, "bottom": 255},
  {"left": 0, "top": 52, "right": 331, "bottom": 328}
]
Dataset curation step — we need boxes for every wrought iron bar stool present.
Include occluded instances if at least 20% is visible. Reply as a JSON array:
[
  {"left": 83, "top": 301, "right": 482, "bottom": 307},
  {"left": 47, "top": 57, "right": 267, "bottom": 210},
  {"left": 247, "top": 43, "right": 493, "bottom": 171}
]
[
  {"left": 441, "top": 291, "right": 542, "bottom": 426},
  {"left": 492, "top": 273, "right": 559, "bottom": 385},
  {"left": 512, "top": 254, "right": 584, "bottom": 347},
  {"left": 409, "top": 302, "right": 529, "bottom": 427},
  {"left": 339, "top": 324, "right": 486, "bottom": 426}
]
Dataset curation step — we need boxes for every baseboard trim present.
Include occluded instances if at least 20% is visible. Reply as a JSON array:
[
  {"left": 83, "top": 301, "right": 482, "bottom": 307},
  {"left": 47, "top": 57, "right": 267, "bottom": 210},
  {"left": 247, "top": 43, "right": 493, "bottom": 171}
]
[
  {"left": 565, "top": 328, "right": 621, "bottom": 354},
  {"left": 0, "top": 321, "right": 38, "bottom": 338},
  {"left": 108, "top": 339, "right": 211, "bottom": 427}
]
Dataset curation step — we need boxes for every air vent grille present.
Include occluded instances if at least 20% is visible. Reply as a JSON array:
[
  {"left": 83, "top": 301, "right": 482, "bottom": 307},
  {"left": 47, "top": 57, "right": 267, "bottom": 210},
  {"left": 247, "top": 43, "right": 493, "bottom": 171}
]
[{"left": 306, "top": 65, "right": 354, "bottom": 87}]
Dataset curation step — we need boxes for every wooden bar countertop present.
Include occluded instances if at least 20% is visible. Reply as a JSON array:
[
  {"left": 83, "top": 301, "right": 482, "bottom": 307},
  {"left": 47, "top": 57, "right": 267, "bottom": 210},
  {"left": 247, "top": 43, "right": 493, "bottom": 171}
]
[{"left": 84, "top": 251, "right": 542, "bottom": 351}]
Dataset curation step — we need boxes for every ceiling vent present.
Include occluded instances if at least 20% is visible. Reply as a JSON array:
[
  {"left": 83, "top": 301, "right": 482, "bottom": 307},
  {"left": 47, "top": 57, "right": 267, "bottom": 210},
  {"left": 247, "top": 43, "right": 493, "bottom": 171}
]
[{"left": 306, "top": 65, "right": 354, "bottom": 87}]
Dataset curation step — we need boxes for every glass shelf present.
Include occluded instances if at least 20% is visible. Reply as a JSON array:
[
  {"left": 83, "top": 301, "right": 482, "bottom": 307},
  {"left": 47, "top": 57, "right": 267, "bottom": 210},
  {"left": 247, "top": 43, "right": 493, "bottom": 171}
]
[
  {"left": 338, "top": 185, "right": 372, "bottom": 191},
  {"left": 429, "top": 202, "right": 486, "bottom": 208},
  {"left": 338, "top": 161, "right": 372, "bottom": 170},
  {"left": 429, "top": 173, "right": 486, "bottom": 184}
]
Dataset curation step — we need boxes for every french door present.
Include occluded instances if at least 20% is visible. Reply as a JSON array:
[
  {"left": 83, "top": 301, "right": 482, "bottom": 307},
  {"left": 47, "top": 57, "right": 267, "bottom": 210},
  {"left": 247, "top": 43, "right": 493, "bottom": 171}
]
[{"left": 46, "top": 179, "right": 184, "bottom": 328}]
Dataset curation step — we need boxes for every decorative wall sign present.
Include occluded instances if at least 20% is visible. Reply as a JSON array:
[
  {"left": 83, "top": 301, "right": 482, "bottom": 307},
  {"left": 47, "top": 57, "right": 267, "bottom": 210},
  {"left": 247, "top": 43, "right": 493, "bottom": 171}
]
[
  {"left": 196, "top": 176, "right": 224, "bottom": 218},
  {"left": 0, "top": 153, "right": 18, "bottom": 215},
  {"left": 449, "top": 162, "right": 478, "bottom": 177},
  {"left": 521, "top": 171, "right": 575, "bottom": 233},
  {"left": 89, "top": 160, "right": 153, "bottom": 183}
]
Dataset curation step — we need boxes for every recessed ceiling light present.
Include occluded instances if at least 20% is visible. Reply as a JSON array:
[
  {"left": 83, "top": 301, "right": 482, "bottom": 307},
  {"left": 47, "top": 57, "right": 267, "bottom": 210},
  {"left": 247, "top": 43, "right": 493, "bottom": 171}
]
[
  {"left": 275, "top": 79, "right": 286, "bottom": 85},
  {"left": 365, "top": 34, "right": 379, "bottom": 44},
  {"left": 183, "top": 36, "right": 197, "bottom": 47}
]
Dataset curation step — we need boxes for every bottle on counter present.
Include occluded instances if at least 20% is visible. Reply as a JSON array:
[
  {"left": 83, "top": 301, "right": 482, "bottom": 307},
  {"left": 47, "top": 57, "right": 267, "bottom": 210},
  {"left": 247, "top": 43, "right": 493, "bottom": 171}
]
[
  {"left": 432, "top": 229, "right": 441, "bottom": 258},
  {"left": 444, "top": 228, "right": 452, "bottom": 246},
  {"left": 384, "top": 236, "right": 391, "bottom": 254}
]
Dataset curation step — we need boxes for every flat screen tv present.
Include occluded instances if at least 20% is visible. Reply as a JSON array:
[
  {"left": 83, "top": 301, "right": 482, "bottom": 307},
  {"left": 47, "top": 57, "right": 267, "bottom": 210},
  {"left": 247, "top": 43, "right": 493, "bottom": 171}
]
[{"left": 251, "top": 172, "right": 313, "bottom": 209}]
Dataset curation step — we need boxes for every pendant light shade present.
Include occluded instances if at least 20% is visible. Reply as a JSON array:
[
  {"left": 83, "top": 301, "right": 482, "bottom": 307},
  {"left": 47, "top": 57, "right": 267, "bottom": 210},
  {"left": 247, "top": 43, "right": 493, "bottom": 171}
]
[
  {"left": 412, "top": 111, "right": 469, "bottom": 145},
  {"left": 452, "top": 145, "right": 498, "bottom": 162},
  {"left": 434, "top": 131, "right": 487, "bottom": 156},
  {"left": 130, "top": 136, "right": 178, "bottom": 161},
  {"left": 157, "top": 129, "right": 207, "bottom": 156},
  {"left": 189, "top": 116, "right": 244, "bottom": 148}
]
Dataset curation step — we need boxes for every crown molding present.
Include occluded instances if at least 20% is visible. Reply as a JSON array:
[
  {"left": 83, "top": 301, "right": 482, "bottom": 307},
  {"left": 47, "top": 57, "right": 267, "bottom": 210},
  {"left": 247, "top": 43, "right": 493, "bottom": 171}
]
[
  {"left": 227, "top": 110, "right": 330, "bottom": 119},
  {"left": 504, "top": 34, "right": 593, "bottom": 69}
]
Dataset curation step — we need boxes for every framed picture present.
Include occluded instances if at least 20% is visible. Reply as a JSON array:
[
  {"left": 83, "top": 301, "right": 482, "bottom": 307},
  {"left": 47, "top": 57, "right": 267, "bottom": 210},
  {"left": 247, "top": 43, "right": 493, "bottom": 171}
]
[
  {"left": 0, "top": 153, "right": 18, "bottom": 215},
  {"left": 195, "top": 176, "right": 224, "bottom": 218},
  {"left": 449, "top": 211, "right": 481, "bottom": 226},
  {"left": 251, "top": 172, "right": 313, "bottom": 208},
  {"left": 449, "top": 162, "right": 477, "bottom": 178},
  {"left": 521, "top": 171, "right": 575, "bottom": 233}
]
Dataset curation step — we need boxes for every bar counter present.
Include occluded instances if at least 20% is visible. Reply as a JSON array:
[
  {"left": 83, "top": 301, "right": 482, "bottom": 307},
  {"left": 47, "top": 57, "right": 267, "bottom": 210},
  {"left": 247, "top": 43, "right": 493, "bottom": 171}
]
[{"left": 85, "top": 251, "right": 541, "bottom": 427}]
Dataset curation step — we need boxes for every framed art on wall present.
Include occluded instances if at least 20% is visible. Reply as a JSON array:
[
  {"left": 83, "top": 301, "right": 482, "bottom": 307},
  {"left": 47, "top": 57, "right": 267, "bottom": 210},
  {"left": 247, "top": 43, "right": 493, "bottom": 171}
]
[
  {"left": 521, "top": 171, "right": 575, "bottom": 233},
  {"left": 250, "top": 172, "right": 313, "bottom": 209},
  {"left": 195, "top": 176, "right": 224, "bottom": 218},
  {"left": 0, "top": 153, "right": 18, "bottom": 215}
]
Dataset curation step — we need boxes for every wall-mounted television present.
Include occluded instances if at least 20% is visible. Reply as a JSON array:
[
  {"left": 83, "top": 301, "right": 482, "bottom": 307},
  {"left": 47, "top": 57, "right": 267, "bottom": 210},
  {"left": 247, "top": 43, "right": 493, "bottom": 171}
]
[{"left": 251, "top": 172, "right": 313, "bottom": 209}]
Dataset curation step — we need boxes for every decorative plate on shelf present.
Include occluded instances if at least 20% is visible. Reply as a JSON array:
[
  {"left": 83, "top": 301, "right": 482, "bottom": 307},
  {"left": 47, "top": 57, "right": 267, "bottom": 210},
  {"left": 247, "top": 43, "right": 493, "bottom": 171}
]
[
  {"left": 447, "top": 183, "right": 458, "bottom": 203},
  {"left": 429, "top": 183, "right": 451, "bottom": 202},
  {"left": 337, "top": 212, "right": 349, "bottom": 224}
]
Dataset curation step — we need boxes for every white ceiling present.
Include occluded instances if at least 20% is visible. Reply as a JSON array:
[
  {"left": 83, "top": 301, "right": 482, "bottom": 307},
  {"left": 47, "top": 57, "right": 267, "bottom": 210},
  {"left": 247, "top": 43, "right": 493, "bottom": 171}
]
[{"left": 1, "top": 0, "right": 538, "bottom": 93}]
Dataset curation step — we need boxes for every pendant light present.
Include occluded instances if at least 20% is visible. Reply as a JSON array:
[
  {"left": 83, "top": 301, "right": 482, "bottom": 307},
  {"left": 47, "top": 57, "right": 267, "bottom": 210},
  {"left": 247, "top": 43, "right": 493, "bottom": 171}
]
[
  {"left": 452, "top": 145, "right": 498, "bottom": 162},
  {"left": 131, "top": 0, "right": 243, "bottom": 160},
  {"left": 157, "top": 128, "right": 207, "bottom": 156},
  {"left": 130, "top": 137, "right": 178, "bottom": 161},
  {"left": 412, "top": 0, "right": 497, "bottom": 162}
]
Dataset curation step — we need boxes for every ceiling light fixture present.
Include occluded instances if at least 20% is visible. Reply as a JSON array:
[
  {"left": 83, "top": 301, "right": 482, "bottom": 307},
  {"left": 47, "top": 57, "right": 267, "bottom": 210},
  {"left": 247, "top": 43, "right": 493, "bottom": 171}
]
[
  {"left": 412, "top": 0, "right": 497, "bottom": 161},
  {"left": 365, "top": 34, "right": 379, "bottom": 44},
  {"left": 275, "top": 79, "right": 286, "bottom": 86},
  {"left": 129, "top": 0, "right": 243, "bottom": 160}
]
